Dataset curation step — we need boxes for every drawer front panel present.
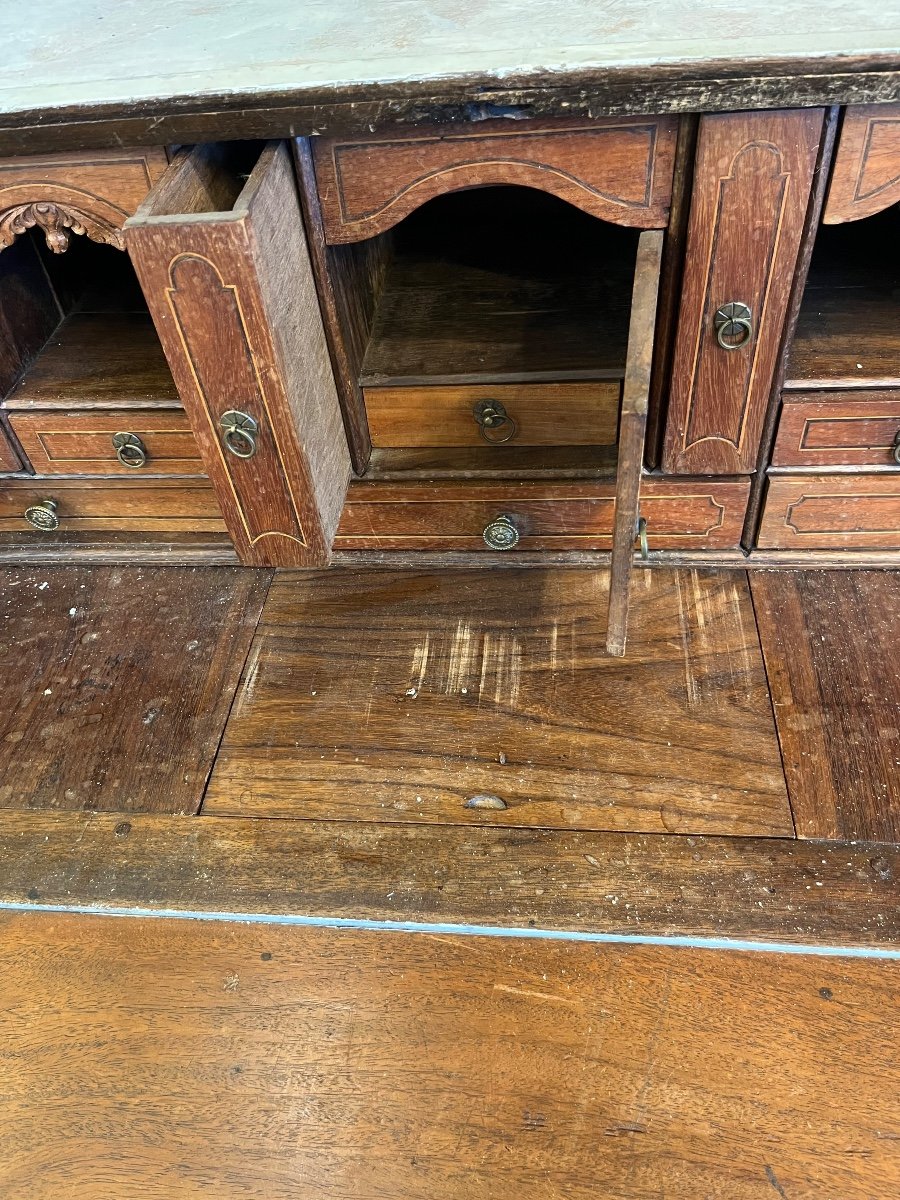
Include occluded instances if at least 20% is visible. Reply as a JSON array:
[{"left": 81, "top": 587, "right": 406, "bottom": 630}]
[
  {"left": 364, "top": 382, "right": 621, "bottom": 449},
  {"left": 662, "top": 109, "right": 824, "bottom": 475},
  {"left": 773, "top": 391, "right": 900, "bottom": 468},
  {"left": 0, "top": 148, "right": 168, "bottom": 254},
  {"left": 758, "top": 474, "right": 900, "bottom": 548},
  {"left": 312, "top": 116, "right": 678, "bottom": 242},
  {"left": 0, "top": 479, "right": 225, "bottom": 534},
  {"left": 824, "top": 102, "right": 900, "bottom": 224},
  {"left": 8, "top": 410, "right": 204, "bottom": 476},
  {"left": 336, "top": 478, "right": 749, "bottom": 551}
]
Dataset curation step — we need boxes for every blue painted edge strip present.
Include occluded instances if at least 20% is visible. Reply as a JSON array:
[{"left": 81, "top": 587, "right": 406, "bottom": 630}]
[{"left": 1, "top": 900, "right": 897, "bottom": 959}]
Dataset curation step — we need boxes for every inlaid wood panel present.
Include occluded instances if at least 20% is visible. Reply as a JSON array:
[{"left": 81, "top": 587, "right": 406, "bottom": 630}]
[
  {"left": 312, "top": 115, "right": 678, "bottom": 242},
  {"left": 2, "top": 911, "right": 898, "bottom": 1199},
  {"left": 0, "top": 146, "right": 168, "bottom": 255},
  {"left": 205, "top": 567, "right": 791, "bottom": 836},
  {"left": 757, "top": 472, "right": 900, "bottom": 548},
  {"left": 8, "top": 409, "right": 203, "bottom": 476},
  {"left": 0, "top": 477, "right": 225, "bottom": 533},
  {"left": 365, "top": 381, "right": 621, "bottom": 448},
  {"left": 752, "top": 569, "right": 900, "bottom": 841},
  {"left": 824, "top": 102, "right": 900, "bottom": 223},
  {"left": 336, "top": 477, "right": 750, "bottom": 551},
  {"left": 0, "top": 565, "right": 270, "bottom": 813},
  {"left": 126, "top": 142, "right": 350, "bottom": 567},
  {"left": 662, "top": 109, "right": 825, "bottom": 474},
  {"left": 772, "top": 390, "right": 900, "bottom": 468}
]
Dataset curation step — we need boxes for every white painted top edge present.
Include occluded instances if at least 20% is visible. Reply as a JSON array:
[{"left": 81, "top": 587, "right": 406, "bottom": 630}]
[{"left": 1, "top": 0, "right": 899, "bottom": 119}]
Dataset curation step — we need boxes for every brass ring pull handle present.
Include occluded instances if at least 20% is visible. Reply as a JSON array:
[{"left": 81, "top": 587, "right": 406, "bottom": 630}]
[
  {"left": 892, "top": 430, "right": 900, "bottom": 465},
  {"left": 112, "top": 431, "right": 147, "bottom": 469},
  {"left": 483, "top": 514, "right": 520, "bottom": 550},
  {"left": 473, "top": 399, "right": 518, "bottom": 445},
  {"left": 24, "top": 498, "right": 59, "bottom": 532},
  {"left": 714, "top": 302, "right": 753, "bottom": 351},
  {"left": 636, "top": 515, "right": 649, "bottom": 561},
  {"left": 219, "top": 410, "right": 259, "bottom": 459}
]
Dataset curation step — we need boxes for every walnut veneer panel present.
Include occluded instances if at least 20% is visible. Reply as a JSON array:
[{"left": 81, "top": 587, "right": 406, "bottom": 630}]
[
  {"left": 824, "top": 102, "right": 900, "bottom": 223},
  {"left": 752, "top": 569, "right": 900, "bottom": 841},
  {"left": 312, "top": 116, "right": 678, "bottom": 242},
  {"left": 758, "top": 472, "right": 900, "bottom": 548},
  {"left": 662, "top": 109, "right": 824, "bottom": 474},
  {"left": 0, "top": 147, "right": 167, "bottom": 254},
  {"left": 772, "top": 390, "right": 900, "bottom": 468},
  {"left": 205, "top": 567, "right": 791, "bottom": 836},
  {"left": 336, "top": 477, "right": 750, "bottom": 551},
  {"left": 0, "top": 565, "right": 270, "bottom": 813}
]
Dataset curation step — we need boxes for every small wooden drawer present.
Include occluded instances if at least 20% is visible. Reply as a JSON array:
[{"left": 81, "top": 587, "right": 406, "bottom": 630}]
[
  {"left": 364, "top": 381, "right": 621, "bottom": 449},
  {"left": 772, "top": 391, "right": 900, "bottom": 469},
  {"left": 8, "top": 410, "right": 205, "bottom": 477},
  {"left": 312, "top": 115, "right": 677, "bottom": 242},
  {"left": 758, "top": 474, "right": 900, "bottom": 549},
  {"left": 0, "top": 478, "right": 225, "bottom": 535},
  {"left": 336, "top": 478, "right": 749, "bottom": 551},
  {"left": 824, "top": 103, "right": 900, "bottom": 224},
  {"left": 0, "top": 147, "right": 168, "bottom": 253}
]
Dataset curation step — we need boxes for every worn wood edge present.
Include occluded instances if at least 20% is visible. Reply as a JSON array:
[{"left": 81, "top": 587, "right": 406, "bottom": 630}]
[
  {"left": 0, "top": 812, "right": 897, "bottom": 952},
  {"left": 0, "top": 544, "right": 241, "bottom": 564},
  {"left": 0, "top": 65, "right": 898, "bottom": 156}
]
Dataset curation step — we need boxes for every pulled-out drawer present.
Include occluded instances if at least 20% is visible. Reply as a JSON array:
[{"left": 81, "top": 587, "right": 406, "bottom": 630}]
[
  {"left": 336, "top": 478, "right": 750, "bottom": 551},
  {"left": 772, "top": 391, "right": 900, "bottom": 469},
  {"left": 758, "top": 474, "right": 900, "bottom": 549},
  {"left": 8, "top": 409, "right": 205, "bottom": 476},
  {"left": 0, "top": 478, "right": 225, "bottom": 535},
  {"left": 364, "top": 381, "right": 621, "bottom": 449}
]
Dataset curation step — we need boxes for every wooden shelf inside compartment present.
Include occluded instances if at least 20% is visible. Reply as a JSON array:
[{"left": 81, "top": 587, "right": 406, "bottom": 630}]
[
  {"left": 4, "top": 311, "right": 179, "bottom": 410},
  {"left": 360, "top": 188, "right": 638, "bottom": 386},
  {"left": 363, "top": 445, "right": 619, "bottom": 481},
  {"left": 785, "top": 207, "right": 900, "bottom": 390}
]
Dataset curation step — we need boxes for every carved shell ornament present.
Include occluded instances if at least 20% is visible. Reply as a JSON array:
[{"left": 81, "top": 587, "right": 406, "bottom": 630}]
[{"left": 0, "top": 200, "right": 125, "bottom": 253}]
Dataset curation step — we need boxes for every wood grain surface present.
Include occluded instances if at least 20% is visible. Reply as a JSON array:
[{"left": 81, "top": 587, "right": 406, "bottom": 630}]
[
  {"left": 772, "top": 390, "right": 900, "bottom": 469},
  {"left": 752, "top": 569, "right": 900, "bottom": 842},
  {"left": 0, "top": 477, "right": 225, "bottom": 535},
  {"left": 312, "top": 115, "right": 677, "bottom": 241},
  {"left": 0, "top": 909, "right": 897, "bottom": 1199},
  {"left": 824, "top": 101, "right": 900, "bottom": 224},
  {"left": 0, "top": 565, "right": 270, "bottom": 813},
  {"left": 8, "top": 408, "right": 203, "bottom": 476},
  {"left": 757, "top": 473, "right": 900, "bottom": 549},
  {"left": 4, "top": 811, "right": 900, "bottom": 948},
  {"left": 205, "top": 567, "right": 791, "bottom": 835},
  {"left": 0, "top": 420, "right": 22, "bottom": 472},
  {"left": 662, "top": 109, "right": 824, "bottom": 474}
]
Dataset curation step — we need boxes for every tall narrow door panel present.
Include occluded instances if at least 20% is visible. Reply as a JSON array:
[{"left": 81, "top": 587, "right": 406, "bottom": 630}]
[
  {"left": 125, "top": 142, "right": 350, "bottom": 567},
  {"left": 662, "top": 110, "right": 824, "bottom": 475}
]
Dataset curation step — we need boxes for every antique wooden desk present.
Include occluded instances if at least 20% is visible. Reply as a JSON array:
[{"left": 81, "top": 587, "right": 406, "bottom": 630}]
[{"left": 0, "top": 3, "right": 898, "bottom": 646}]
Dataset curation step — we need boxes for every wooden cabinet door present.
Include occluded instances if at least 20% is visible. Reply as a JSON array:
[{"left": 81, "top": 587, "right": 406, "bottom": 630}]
[
  {"left": 662, "top": 110, "right": 824, "bottom": 475},
  {"left": 125, "top": 142, "right": 350, "bottom": 567},
  {"left": 824, "top": 102, "right": 900, "bottom": 224}
]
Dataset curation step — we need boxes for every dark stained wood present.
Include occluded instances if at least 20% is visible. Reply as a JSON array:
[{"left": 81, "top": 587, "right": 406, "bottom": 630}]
[
  {"left": 772, "top": 390, "right": 900, "bottom": 468},
  {"left": 365, "top": 381, "right": 621, "bottom": 449},
  {"left": 126, "top": 142, "right": 350, "bottom": 567},
  {"left": 0, "top": 419, "right": 22, "bottom": 472},
  {"left": 0, "top": 146, "right": 168, "bottom": 255},
  {"left": 607, "top": 229, "right": 663, "bottom": 655},
  {"left": 752, "top": 569, "right": 900, "bottom": 841},
  {"left": 8, "top": 408, "right": 204, "bottom": 477},
  {"left": 365, "top": 445, "right": 620, "bottom": 481},
  {"left": 0, "top": 233, "right": 61, "bottom": 403},
  {"left": 0, "top": 477, "right": 225, "bottom": 534},
  {"left": 785, "top": 206, "right": 900, "bottom": 389},
  {"left": 205, "top": 567, "right": 791, "bottom": 835},
  {"left": 662, "top": 109, "right": 824, "bottom": 474},
  {"left": 293, "top": 137, "right": 379, "bottom": 474},
  {"left": 3, "top": 312, "right": 179, "bottom": 410},
  {"left": 757, "top": 473, "right": 900, "bottom": 549},
  {"left": 0, "top": 909, "right": 898, "bottom": 1199},
  {"left": 7, "top": 811, "right": 900, "bottom": 947},
  {"left": 824, "top": 101, "right": 900, "bottom": 223},
  {"left": 313, "top": 115, "right": 677, "bottom": 242},
  {"left": 337, "top": 476, "right": 751, "bottom": 551},
  {"left": 0, "top": 565, "right": 270, "bottom": 813},
  {"left": 360, "top": 188, "right": 638, "bottom": 385},
  {"left": 0, "top": 535, "right": 239, "bottom": 564}
]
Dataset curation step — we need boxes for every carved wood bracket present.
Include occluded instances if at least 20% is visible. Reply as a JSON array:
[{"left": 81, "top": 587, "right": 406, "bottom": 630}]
[{"left": 0, "top": 200, "right": 125, "bottom": 253}]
